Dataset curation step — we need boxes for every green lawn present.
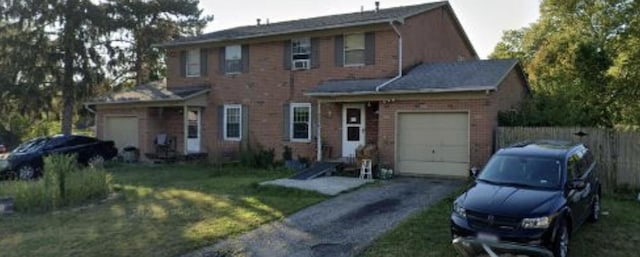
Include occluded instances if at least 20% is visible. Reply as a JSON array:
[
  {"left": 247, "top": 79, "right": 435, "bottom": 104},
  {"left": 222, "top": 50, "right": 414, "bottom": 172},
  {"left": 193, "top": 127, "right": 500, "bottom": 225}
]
[
  {"left": 360, "top": 192, "right": 640, "bottom": 257},
  {"left": 0, "top": 164, "right": 327, "bottom": 257}
]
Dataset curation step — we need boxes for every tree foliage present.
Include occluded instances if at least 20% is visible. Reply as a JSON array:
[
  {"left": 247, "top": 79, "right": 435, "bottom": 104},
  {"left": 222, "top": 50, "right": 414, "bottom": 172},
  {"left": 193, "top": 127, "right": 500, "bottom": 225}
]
[
  {"left": 0, "top": 0, "right": 211, "bottom": 143},
  {"left": 493, "top": 0, "right": 640, "bottom": 127}
]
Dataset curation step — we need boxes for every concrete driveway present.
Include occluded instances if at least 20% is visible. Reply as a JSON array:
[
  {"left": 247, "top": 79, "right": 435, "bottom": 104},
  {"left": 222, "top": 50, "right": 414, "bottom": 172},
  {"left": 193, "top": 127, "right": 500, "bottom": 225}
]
[{"left": 182, "top": 177, "right": 463, "bottom": 257}]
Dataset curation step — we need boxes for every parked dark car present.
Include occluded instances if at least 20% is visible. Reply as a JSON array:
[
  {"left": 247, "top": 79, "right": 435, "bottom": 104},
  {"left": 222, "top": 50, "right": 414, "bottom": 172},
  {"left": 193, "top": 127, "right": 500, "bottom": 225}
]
[
  {"left": 451, "top": 141, "right": 600, "bottom": 257},
  {"left": 0, "top": 135, "right": 118, "bottom": 180}
]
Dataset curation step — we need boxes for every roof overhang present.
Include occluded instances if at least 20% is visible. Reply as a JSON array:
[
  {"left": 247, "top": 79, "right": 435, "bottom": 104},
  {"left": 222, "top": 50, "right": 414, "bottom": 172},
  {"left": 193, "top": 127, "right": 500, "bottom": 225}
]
[{"left": 85, "top": 88, "right": 210, "bottom": 107}]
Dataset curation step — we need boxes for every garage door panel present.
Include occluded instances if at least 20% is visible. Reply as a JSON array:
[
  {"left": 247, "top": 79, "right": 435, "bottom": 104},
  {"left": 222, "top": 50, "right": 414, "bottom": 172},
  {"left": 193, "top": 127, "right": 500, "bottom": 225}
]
[
  {"left": 104, "top": 116, "right": 139, "bottom": 152},
  {"left": 397, "top": 112, "right": 469, "bottom": 177}
]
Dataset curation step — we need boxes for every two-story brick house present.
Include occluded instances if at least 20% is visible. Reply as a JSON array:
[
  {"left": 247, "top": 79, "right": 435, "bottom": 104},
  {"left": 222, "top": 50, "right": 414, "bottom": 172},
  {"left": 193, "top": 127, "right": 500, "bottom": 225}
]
[{"left": 87, "top": 1, "right": 529, "bottom": 177}]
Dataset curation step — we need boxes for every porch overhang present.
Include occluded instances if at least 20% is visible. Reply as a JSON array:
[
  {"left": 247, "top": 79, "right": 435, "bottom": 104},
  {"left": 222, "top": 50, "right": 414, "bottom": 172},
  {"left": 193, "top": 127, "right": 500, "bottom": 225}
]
[{"left": 85, "top": 80, "right": 210, "bottom": 108}]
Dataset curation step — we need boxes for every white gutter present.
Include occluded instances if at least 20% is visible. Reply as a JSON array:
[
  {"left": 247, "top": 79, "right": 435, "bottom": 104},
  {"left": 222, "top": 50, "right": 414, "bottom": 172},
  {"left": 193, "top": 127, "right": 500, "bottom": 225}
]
[
  {"left": 376, "top": 20, "right": 403, "bottom": 92},
  {"left": 83, "top": 103, "right": 96, "bottom": 114}
]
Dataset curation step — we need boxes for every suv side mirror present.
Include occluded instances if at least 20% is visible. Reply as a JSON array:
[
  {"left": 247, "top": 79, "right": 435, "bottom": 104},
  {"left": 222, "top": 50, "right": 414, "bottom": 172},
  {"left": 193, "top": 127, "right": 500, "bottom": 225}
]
[{"left": 569, "top": 179, "right": 586, "bottom": 190}]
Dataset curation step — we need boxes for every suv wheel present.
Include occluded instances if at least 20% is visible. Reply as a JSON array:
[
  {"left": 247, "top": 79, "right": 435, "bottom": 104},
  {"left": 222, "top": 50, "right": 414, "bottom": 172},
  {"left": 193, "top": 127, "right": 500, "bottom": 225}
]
[
  {"left": 588, "top": 194, "right": 600, "bottom": 222},
  {"left": 553, "top": 221, "right": 569, "bottom": 257},
  {"left": 18, "top": 165, "right": 36, "bottom": 180},
  {"left": 88, "top": 154, "right": 105, "bottom": 167}
]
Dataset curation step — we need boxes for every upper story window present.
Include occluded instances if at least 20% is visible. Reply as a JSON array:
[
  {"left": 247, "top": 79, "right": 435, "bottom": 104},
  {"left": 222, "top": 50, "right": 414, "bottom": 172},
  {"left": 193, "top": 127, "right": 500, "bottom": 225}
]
[
  {"left": 225, "top": 45, "right": 242, "bottom": 74},
  {"left": 344, "top": 33, "right": 365, "bottom": 66},
  {"left": 186, "top": 49, "right": 201, "bottom": 77},
  {"left": 224, "top": 104, "right": 242, "bottom": 141},
  {"left": 291, "top": 38, "right": 310, "bottom": 70},
  {"left": 290, "top": 103, "right": 311, "bottom": 141}
]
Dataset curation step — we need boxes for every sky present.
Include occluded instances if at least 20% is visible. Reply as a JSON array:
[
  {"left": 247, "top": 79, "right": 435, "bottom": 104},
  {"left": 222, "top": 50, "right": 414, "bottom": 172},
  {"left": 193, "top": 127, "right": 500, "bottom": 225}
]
[{"left": 198, "top": 0, "right": 541, "bottom": 58}]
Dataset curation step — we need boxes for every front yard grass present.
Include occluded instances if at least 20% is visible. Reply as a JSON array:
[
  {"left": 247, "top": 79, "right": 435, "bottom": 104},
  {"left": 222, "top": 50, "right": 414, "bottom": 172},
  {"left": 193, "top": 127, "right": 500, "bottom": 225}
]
[
  {"left": 0, "top": 164, "right": 327, "bottom": 257},
  {"left": 360, "top": 192, "right": 640, "bottom": 257}
]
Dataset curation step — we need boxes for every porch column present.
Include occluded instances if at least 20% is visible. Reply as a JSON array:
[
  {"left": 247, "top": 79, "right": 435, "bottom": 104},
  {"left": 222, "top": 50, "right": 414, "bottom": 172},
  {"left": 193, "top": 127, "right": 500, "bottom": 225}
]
[
  {"left": 316, "top": 101, "right": 322, "bottom": 161},
  {"left": 183, "top": 104, "right": 188, "bottom": 155}
]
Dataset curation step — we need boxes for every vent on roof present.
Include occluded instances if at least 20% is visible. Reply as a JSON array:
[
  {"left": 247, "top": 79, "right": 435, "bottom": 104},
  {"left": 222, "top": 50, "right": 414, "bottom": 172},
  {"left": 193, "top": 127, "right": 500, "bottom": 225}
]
[
  {"left": 375, "top": 1, "right": 380, "bottom": 12},
  {"left": 257, "top": 18, "right": 261, "bottom": 26}
]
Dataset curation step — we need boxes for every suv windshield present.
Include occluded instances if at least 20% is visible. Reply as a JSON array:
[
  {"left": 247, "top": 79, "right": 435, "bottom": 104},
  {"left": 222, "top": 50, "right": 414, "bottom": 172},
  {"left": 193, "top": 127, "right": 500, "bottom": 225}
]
[{"left": 478, "top": 155, "right": 562, "bottom": 189}]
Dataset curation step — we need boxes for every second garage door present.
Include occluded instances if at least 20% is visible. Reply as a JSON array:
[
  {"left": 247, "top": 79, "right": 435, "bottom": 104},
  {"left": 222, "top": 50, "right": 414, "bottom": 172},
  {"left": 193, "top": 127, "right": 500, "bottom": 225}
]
[
  {"left": 104, "top": 116, "right": 139, "bottom": 152},
  {"left": 396, "top": 112, "right": 469, "bottom": 177}
]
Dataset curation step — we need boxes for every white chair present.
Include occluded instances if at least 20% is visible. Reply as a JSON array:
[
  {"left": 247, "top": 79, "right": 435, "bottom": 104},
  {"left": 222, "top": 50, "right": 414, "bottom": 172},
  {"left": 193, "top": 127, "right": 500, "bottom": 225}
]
[{"left": 359, "top": 159, "right": 373, "bottom": 180}]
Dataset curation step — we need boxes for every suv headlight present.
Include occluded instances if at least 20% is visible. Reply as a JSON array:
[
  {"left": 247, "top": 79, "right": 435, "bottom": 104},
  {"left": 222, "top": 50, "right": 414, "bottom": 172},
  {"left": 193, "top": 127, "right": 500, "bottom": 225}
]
[
  {"left": 453, "top": 202, "right": 466, "bottom": 218},
  {"left": 521, "top": 216, "right": 551, "bottom": 229}
]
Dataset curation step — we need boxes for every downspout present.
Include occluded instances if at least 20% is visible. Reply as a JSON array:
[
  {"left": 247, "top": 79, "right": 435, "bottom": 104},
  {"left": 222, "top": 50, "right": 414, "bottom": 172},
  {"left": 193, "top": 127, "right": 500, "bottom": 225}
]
[
  {"left": 316, "top": 101, "right": 322, "bottom": 161},
  {"left": 375, "top": 20, "right": 403, "bottom": 92}
]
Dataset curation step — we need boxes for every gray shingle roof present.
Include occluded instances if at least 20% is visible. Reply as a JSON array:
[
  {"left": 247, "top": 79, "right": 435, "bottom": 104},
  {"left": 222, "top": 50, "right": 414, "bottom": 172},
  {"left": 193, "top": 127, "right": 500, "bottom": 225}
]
[
  {"left": 307, "top": 59, "right": 519, "bottom": 95},
  {"left": 161, "top": 1, "right": 447, "bottom": 47},
  {"left": 88, "top": 80, "right": 209, "bottom": 105}
]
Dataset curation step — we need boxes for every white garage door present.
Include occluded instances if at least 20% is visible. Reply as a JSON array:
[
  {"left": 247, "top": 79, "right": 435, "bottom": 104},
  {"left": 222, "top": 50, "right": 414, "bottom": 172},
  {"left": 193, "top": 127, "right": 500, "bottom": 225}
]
[
  {"left": 396, "top": 112, "right": 469, "bottom": 177},
  {"left": 104, "top": 116, "right": 139, "bottom": 152}
]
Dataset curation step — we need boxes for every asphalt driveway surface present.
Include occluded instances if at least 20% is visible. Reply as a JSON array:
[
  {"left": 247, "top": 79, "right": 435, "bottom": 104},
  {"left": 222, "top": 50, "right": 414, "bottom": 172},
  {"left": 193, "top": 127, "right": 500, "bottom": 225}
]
[{"left": 182, "top": 177, "right": 463, "bottom": 257}]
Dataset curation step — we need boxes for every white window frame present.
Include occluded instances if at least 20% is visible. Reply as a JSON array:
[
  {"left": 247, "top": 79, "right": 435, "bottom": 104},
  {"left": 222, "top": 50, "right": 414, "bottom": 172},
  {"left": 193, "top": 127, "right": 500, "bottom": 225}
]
[
  {"left": 291, "top": 37, "right": 311, "bottom": 70},
  {"left": 223, "top": 104, "right": 242, "bottom": 141},
  {"left": 225, "top": 45, "right": 242, "bottom": 74},
  {"left": 186, "top": 49, "right": 201, "bottom": 77},
  {"left": 343, "top": 33, "right": 365, "bottom": 67},
  {"left": 290, "top": 103, "right": 311, "bottom": 142}
]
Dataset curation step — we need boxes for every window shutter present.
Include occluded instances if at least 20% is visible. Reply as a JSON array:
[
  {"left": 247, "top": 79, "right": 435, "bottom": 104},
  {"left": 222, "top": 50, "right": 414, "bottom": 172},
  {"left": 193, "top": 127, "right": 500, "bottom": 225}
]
[
  {"left": 311, "top": 103, "right": 317, "bottom": 140},
  {"left": 200, "top": 48, "right": 208, "bottom": 76},
  {"left": 334, "top": 35, "right": 344, "bottom": 67},
  {"left": 310, "top": 38, "right": 320, "bottom": 69},
  {"left": 282, "top": 103, "right": 290, "bottom": 141},
  {"left": 241, "top": 105, "right": 249, "bottom": 149},
  {"left": 283, "top": 40, "right": 292, "bottom": 70},
  {"left": 217, "top": 105, "right": 224, "bottom": 140},
  {"left": 218, "top": 47, "right": 226, "bottom": 74},
  {"left": 365, "top": 32, "right": 375, "bottom": 65},
  {"left": 241, "top": 45, "right": 250, "bottom": 73},
  {"left": 180, "top": 50, "right": 187, "bottom": 77}
]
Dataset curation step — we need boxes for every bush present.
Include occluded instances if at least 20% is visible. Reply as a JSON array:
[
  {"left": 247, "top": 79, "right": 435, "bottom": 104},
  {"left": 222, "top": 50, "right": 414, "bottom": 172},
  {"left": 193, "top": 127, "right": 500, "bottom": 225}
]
[
  {"left": 239, "top": 146, "right": 276, "bottom": 169},
  {"left": 0, "top": 154, "right": 111, "bottom": 213}
]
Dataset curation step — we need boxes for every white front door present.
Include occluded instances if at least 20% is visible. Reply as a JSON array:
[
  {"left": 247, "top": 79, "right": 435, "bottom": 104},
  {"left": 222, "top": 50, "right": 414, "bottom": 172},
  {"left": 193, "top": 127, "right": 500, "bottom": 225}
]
[
  {"left": 342, "top": 104, "right": 365, "bottom": 157},
  {"left": 186, "top": 109, "right": 201, "bottom": 153}
]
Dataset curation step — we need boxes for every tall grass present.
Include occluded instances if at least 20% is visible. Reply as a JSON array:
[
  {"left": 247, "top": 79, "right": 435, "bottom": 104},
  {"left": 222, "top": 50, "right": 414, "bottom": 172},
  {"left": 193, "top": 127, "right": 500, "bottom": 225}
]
[{"left": 0, "top": 154, "right": 111, "bottom": 213}]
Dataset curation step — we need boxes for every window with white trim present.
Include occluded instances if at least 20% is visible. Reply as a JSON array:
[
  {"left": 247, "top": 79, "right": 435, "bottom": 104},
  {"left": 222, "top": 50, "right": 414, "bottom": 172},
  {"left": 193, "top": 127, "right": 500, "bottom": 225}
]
[
  {"left": 186, "top": 49, "right": 200, "bottom": 77},
  {"left": 344, "top": 33, "right": 365, "bottom": 66},
  {"left": 225, "top": 45, "right": 242, "bottom": 74},
  {"left": 290, "top": 103, "right": 311, "bottom": 141},
  {"left": 291, "top": 38, "right": 310, "bottom": 70},
  {"left": 224, "top": 105, "right": 241, "bottom": 141}
]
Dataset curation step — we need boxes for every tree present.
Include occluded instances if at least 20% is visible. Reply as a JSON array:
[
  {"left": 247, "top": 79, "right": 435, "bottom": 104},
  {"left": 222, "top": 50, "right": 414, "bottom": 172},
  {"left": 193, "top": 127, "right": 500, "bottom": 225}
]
[
  {"left": 491, "top": 0, "right": 639, "bottom": 127},
  {"left": 107, "top": 0, "right": 213, "bottom": 85}
]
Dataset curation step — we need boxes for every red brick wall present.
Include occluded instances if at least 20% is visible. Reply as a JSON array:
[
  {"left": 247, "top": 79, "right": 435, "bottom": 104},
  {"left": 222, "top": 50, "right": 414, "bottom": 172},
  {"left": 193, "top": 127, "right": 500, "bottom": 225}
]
[
  {"left": 493, "top": 69, "right": 528, "bottom": 112},
  {"left": 154, "top": 5, "right": 482, "bottom": 161},
  {"left": 401, "top": 6, "right": 477, "bottom": 67},
  {"left": 376, "top": 96, "right": 494, "bottom": 169}
]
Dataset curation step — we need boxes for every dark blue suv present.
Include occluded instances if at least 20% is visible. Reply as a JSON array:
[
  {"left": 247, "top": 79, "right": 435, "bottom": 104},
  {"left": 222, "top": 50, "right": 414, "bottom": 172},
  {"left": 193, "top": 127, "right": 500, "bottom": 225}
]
[{"left": 451, "top": 141, "right": 601, "bottom": 257}]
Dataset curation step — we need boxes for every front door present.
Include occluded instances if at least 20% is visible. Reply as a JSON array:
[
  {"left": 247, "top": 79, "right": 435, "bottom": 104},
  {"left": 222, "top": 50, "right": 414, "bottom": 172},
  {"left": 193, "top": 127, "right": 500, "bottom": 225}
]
[
  {"left": 342, "top": 104, "right": 365, "bottom": 157},
  {"left": 186, "top": 108, "right": 201, "bottom": 153}
]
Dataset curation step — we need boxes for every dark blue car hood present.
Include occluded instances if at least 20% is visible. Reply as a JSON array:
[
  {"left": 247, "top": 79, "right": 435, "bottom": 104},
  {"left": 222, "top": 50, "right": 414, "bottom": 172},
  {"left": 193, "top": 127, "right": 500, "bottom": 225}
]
[{"left": 458, "top": 181, "right": 563, "bottom": 218}]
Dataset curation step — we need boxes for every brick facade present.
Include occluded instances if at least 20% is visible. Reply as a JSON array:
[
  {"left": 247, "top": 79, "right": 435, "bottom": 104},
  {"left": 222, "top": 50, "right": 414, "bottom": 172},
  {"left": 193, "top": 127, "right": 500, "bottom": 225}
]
[{"left": 94, "top": 4, "right": 528, "bottom": 170}]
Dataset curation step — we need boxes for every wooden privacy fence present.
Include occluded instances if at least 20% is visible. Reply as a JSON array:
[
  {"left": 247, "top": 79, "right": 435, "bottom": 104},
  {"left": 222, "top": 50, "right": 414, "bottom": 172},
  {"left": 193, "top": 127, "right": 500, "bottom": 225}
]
[{"left": 495, "top": 127, "right": 640, "bottom": 192}]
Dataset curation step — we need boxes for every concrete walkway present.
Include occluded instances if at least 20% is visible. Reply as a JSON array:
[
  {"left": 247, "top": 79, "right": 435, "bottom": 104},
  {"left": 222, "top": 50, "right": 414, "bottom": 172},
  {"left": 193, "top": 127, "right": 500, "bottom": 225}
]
[
  {"left": 260, "top": 177, "right": 374, "bottom": 195},
  {"left": 181, "top": 177, "right": 463, "bottom": 257}
]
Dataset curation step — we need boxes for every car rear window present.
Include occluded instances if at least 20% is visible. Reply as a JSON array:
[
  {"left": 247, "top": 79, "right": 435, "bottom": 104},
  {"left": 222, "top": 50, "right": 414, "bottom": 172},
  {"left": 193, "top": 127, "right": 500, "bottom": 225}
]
[{"left": 478, "top": 155, "right": 562, "bottom": 189}]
